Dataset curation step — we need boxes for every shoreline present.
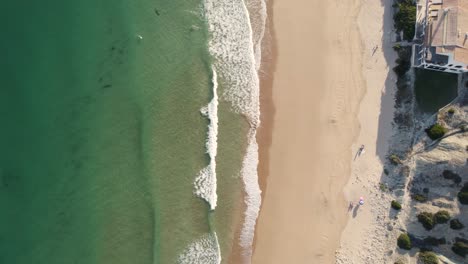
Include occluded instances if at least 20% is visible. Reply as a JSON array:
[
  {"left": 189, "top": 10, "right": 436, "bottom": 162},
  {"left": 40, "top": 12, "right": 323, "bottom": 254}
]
[
  {"left": 228, "top": 0, "right": 276, "bottom": 261},
  {"left": 228, "top": 0, "right": 276, "bottom": 264},
  {"left": 252, "top": 0, "right": 366, "bottom": 263}
]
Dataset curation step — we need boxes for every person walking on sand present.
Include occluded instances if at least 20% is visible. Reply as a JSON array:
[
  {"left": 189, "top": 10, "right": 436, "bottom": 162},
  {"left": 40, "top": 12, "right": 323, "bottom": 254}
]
[
  {"left": 359, "top": 144, "right": 365, "bottom": 155},
  {"left": 354, "top": 144, "right": 365, "bottom": 160},
  {"left": 359, "top": 197, "right": 364, "bottom": 205}
]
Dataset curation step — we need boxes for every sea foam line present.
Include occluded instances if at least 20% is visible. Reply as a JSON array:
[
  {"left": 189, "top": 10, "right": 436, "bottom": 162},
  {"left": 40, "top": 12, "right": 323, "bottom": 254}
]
[
  {"left": 245, "top": 0, "right": 268, "bottom": 71},
  {"left": 204, "top": 0, "right": 266, "bottom": 261},
  {"left": 194, "top": 68, "right": 219, "bottom": 210},
  {"left": 177, "top": 232, "right": 221, "bottom": 264}
]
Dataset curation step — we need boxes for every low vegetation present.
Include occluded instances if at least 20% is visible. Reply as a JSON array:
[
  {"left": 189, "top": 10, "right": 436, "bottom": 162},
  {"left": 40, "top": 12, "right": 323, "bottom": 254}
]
[
  {"left": 417, "top": 210, "right": 451, "bottom": 230},
  {"left": 379, "top": 183, "right": 388, "bottom": 192},
  {"left": 442, "top": 170, "right": 462, "bottom": 185},
  {"left": 450, "top": 219, "right": 464, "bottom": 230},
  {"left": 418, "top": 251, "right": 439, "bottom": 264},
  {"left": 389, "top": 154, "right": 402, "bottom": 165},
  {"left": 412, "top": 194, "right": 428, "bottom": 203},
  {"left": 458, "top": 183, "right": 468, "bottom": 205},
  {"left": 397, "top": 233, "right": 412, "bottom": 250},
  {"left": 423, "top": 236, "right": 446, "bottom": 246},
  {"left": 433, "top": 210, "right": 450, "bottom": 224},
  {"left": 392, "top": 44, "right": 413, "bottom": 120},
  {"left": 393, "top": 46, "right": 412, "bottom": 78},
  {"left": 452, "top": 239, "right": 468, "bottom": 257},
  {"left": 393, "top": 0, "right": 416, "bottom": 41},
  {"left": 425, "top": 123, "right": 447, "bottom": 140},
  {"left": 447, "top": 108, "right": 455, "bottom": 115},
  {"left": 417, "top": 212, "right": 434, "bottom": 230},
  {"left": 391, "top": 200, "right": 402, "bottom": 210}
]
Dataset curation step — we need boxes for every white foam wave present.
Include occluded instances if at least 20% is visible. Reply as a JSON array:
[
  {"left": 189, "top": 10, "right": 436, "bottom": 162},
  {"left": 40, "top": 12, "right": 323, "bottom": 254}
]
[
  {"left": 203, "top": 0, "right": 266, "bottom": 261},
  {"left": 194, "top": 68, "right": 219, "bottom": 210},
  {"left": 239, "top": 131, "right": 262, "bottom": 259},
  {"left": 204, "top": 0, "right": 261, "bottom": 124},
  {"left": 245, "top": 0, "right": 267, "bottom": 70},
  {"left": 177, "top": 232, "right": 221, "bottom": 264}
]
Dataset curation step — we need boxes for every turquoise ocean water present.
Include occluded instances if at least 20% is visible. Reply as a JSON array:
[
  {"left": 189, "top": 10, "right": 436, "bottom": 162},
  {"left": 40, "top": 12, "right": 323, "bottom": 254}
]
[{"left": 1, "top": 0, "right": 265, "bottom": 263}]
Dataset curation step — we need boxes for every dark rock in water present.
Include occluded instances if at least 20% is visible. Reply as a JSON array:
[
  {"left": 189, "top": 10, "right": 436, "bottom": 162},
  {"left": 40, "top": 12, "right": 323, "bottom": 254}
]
[
  {"left": 101, "top": 84, "right": 112, "bottom": 89},
  {"left": 154, "top": 8, "right": 160, "bottom": 16}
]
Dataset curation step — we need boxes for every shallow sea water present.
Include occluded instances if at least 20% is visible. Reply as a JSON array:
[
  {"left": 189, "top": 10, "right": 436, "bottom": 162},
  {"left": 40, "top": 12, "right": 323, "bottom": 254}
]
[{"left": 0, "top": 1, "right": 251, "bottom": 263}]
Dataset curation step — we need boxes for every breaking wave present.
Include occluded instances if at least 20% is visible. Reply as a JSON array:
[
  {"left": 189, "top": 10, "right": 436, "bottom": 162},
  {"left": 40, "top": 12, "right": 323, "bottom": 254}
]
[
  {"left": 204, "top": 0, "right": 266, "bottom": 260},
  {"left": 177, "top": 232, "right": 221, "bottom": 264},
  {"left": 194, "top": 67, "right": 219, "bottom": 210}
]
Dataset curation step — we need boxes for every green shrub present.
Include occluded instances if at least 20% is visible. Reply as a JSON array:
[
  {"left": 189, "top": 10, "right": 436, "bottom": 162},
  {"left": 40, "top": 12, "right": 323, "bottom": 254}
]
[
  {"left": 393, "top": 0, "right": 416, "bottom": 41},
  {"left": 442, "top": 170, "right": 462, "bottom": 184},
  {"left": 379, "top": 183, "right": 388, "bottom": 192},
  {"left": 418, "top": 212, "right": 434, "bottom": 230},
  {"left": 423, "top": 236, "right": 446, "bottom": 246},
  {"left": 393, "top": 62, "right": 410, "bottom": 77},
  {"left": 434, "top": 210, "right": 450, "bottom": 224},
  {"left": 389, "top": 154, "right": 402, "bottom": 165},
  {"left": 418, "top": 251, "right": 439, "bottom": 264},
  {"left": 462, "top": 182, "right": 468, "bottom": 189},
  {"left": 458, "top": 192, "right": 468, "bottom": 204},
  {"left": 394, "top": 260, "right": 405, "bottom": 264},
  {"left": 425, "top": 124, "right": 447, "bottom": 140},
  {"left": 413, "top": 194, "right": 428, "bottom": 202},
  {"left": 391, "top": 200, "right": 402, "bottom": 210},
  {"left": 450, "top": 219, "right": 464, "bottom": 230},
  {"left": 397, "top": 233, "right": 412, "bottom": 250},
  {"left": 448, "top": 108, "right": 455, "bottom": 114},
  {"left": 458, "top": 183, "right": 468, "bottom": 204},
  {"left": 452, "top": 241, "right": 468, "bottom": 257}
]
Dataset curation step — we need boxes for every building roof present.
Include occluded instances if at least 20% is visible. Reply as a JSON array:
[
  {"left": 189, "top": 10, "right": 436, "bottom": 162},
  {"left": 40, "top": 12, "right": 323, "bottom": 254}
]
[{"left": 427, "top": 0, "right": 468, "bottom": 64}]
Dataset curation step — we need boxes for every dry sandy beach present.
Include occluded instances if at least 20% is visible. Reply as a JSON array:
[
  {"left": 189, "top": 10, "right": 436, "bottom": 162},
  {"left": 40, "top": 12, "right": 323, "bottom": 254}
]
[
  {"left": 253, "top": 0, "right": 396, "bottom": 263},
  {"left": 337, "top": 1, "right": 468, "bottom": 263},
  {"left": 253, "top": 0, "right": 365, "bottom": 263},
  {"left": 336, "top": 0, "right": 398, "bottom": 263}
]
